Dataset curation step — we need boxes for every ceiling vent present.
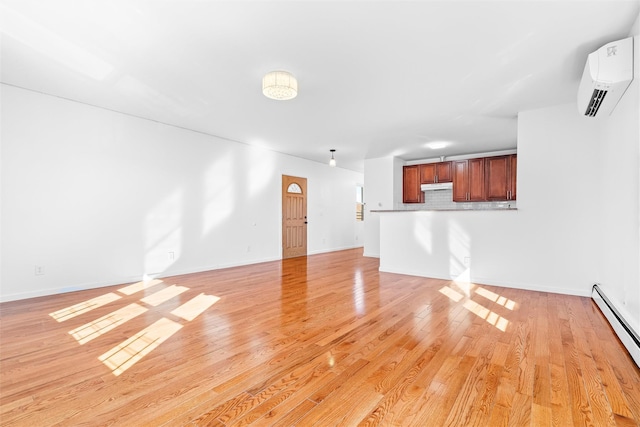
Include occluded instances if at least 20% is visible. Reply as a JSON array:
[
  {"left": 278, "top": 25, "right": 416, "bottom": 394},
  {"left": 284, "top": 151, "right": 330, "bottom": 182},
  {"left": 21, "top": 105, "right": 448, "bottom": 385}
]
[{"left": 577, "top": 37, "right": 633, "bottom": 118}]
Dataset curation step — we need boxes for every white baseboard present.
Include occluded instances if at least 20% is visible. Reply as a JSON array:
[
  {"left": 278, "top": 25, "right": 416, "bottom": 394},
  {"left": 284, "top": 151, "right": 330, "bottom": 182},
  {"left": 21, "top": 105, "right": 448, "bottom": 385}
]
[
  {"left": 0, "top": 256, "right": 283, "bottom": 303},
  {"left": 378, "top": 265, "right": 592, "bottom": 298},
  {"left": 308, "top": 244, "right": 363, "bottom": 256},
  {"left": 0, "top": 248, "right": 367, "bottom": 303}
]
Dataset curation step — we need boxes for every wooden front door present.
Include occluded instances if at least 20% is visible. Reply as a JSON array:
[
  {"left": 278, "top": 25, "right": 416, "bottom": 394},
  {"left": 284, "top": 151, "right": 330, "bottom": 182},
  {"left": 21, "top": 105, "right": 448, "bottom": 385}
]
[{"left": 282, "top": 175, "right": 307, "bottom": 259}]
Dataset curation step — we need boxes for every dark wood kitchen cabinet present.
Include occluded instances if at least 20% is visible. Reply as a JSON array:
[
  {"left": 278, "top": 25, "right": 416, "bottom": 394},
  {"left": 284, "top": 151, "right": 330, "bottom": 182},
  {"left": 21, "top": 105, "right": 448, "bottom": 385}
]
[
  {"left": 403, "top": 165, "right": 423, "bottom": 203},
  {"left": 453, "top": 159, "right": 485, "bottom": 202},
  {"left": 402, "top": 154, "right": 516, "bottom": 204},
  {"left": 419, "top": 161, "right": 452, "bottom": 184},
  {"left": 485, "top": 155, "right": 517, "bottom": 201},
  {"left": 510, "top": 155, "right": 517, "bottom": 200}
]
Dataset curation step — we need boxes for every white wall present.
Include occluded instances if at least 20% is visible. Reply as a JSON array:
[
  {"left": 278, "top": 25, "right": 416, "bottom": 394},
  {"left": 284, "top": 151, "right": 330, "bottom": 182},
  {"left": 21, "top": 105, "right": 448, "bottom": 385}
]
[
  {"left": 0, "top": 85, "right": 363, "bottom": 302},
  {"left": 363, "top": 156, "right": 402, "bottom": 257},
  {"left": 598, "top": 17, "right": 640, "bottom": 332}
]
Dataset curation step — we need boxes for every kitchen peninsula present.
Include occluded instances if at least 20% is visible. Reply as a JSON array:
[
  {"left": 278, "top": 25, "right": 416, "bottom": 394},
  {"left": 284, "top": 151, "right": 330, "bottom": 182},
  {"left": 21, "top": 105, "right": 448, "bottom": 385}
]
[
  {"left": 374, "top": 207, "right": 521, "bottom": 288},
  {"left": 372, "top": 150, "right": 526, "bottom": 291}
]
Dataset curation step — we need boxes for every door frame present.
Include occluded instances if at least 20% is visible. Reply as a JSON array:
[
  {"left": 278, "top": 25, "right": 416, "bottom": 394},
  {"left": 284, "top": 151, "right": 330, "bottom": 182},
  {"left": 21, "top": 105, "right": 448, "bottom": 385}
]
[{"left": 282, "top": 175, "right": 308, "bottom": 259}]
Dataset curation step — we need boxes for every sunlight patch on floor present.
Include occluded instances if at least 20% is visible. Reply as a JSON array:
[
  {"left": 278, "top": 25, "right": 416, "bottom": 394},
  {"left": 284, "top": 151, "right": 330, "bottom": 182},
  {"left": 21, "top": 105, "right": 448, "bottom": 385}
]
[
  {"left": 118, "top": 279, "right": 164, "bottom": 296},
  {"left": 439, "top": 285, "right": 511, "bottom": 332},
  {"left": 463, "top": 299, "right": 509, "bottom": 332},
  {"left": 475, "top": 286, "right": 517, "bottom": 310},
  {"left": 439, "top": 286, "right": 463, "bottom": 302},
  {"left": 171, "top": 293, "right": 220, "bottom": 321},
  {"left": 49, "top": 280, "right": 220, "bottom": 376},
  {"left": 140, "top": 284, "right": 189, "bottom": 307},
  {"left": 49, "top": 293, "right": 121, "bottom": 322},
  {"left": 98, "top": 290, "right": 219, "bottom": 375},
  {"left": 99, "top": 317, "right": 183, "bottom": 376},
  {"left": 69, "top": 303, "right": 148, "bottom": 344}
]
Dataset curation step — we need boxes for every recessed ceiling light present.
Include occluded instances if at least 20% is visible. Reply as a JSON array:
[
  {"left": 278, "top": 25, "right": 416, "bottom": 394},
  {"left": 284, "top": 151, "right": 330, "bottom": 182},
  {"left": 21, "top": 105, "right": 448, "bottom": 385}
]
[{"left": 426, "top": 141, "right": 449, "bottom": 149}]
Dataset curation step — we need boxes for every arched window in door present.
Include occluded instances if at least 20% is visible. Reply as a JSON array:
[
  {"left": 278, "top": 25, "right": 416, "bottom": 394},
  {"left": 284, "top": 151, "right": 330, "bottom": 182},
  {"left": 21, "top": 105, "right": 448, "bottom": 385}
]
[{"left": 287, "top": 183, "right": 303, "bottom": 194}]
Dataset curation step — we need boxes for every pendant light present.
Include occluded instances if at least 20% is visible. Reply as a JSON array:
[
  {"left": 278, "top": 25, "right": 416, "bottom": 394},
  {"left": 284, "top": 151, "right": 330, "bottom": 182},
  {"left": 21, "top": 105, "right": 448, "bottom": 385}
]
[{"left": 329, "top": 149, "right": 336, "bottom": 167}]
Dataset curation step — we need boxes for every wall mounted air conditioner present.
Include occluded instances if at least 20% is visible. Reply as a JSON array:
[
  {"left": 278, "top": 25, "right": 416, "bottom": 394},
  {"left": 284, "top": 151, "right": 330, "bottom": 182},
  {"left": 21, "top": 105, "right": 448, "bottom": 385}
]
[{"left": 577, "top": 37, "right": 634, "bottom": 117}]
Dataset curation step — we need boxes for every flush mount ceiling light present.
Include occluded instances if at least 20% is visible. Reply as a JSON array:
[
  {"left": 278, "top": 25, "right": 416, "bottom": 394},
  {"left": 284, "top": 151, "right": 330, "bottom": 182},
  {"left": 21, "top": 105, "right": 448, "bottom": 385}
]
[
  {"left": 329, "top": 149, "right": 336, "bottom": 167},
  {"left": 262, "top": 70, "right": 298, "bottom": 100},
  {"left": 426, "top": 141, "right": 449, "bottom": 150}
]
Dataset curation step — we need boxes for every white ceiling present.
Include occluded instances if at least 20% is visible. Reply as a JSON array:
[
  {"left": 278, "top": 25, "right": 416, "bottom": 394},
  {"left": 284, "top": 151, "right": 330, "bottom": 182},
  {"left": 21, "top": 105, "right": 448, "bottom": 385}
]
[{"left": 1, "top": 1, "right": 638, "bottom": 172}]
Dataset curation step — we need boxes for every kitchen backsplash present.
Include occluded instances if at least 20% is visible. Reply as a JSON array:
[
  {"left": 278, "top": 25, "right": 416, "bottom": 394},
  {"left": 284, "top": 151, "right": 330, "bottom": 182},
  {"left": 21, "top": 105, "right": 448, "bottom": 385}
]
[{"left": 403, "top": 189, "right": 516, "bottom": 210}]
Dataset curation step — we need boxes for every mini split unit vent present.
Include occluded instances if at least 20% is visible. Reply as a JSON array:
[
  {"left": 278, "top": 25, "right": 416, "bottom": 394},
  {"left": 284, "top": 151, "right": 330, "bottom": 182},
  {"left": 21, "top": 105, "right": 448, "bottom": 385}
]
[{"left": 577, "top": 37, "right": 634, "bottom": 117}]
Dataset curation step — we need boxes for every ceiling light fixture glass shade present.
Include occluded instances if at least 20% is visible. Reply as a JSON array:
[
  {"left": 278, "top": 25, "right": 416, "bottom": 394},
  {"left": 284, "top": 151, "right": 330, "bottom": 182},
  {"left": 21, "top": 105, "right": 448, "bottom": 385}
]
[
  {"left": 329, "top": 149, "right": 336, "bottom": 167},
  {"left": 262, "top": 70, "right": 298, "bottom": 100},
  {"left": 426, "top": 141, "right": 449, "bottom": 150}
]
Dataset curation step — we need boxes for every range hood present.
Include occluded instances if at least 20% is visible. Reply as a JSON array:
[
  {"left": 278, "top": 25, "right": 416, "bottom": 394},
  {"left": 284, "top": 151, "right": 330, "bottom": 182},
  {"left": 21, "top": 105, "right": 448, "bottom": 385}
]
[{"left": 421, "top": 182, "right": 453, "bottom": 191}]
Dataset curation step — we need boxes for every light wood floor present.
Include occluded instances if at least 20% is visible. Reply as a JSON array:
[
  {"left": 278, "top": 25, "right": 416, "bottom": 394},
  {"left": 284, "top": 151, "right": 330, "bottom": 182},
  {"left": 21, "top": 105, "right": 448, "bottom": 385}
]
[{"left": 1, "top": 249, "right": 639, "bottom": 426}]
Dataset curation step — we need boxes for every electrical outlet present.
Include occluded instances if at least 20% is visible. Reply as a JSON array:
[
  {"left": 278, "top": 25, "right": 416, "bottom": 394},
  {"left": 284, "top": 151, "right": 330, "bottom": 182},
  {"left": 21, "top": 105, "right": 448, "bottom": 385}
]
[
  {"left": 247, "top": 246, "right": 251, "bottom": 252},
  {"left": 168, "top": 251, "right": 175, "bottom": 260},
  {"left": 35, "top": 265, "right": 45, "bottom": 275},
  {"left": 464, "top": 257, "right": 470, "bottom": 266}
]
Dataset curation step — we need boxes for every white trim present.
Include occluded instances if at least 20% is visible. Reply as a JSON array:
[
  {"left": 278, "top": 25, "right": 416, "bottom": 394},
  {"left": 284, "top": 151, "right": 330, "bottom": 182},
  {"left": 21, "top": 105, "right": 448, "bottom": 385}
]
[
  {"left": 378, "top": 265, "right": 592, "bottom": 297},
  {"left": 0, "top": 256, "right": 281, "bottom": 303},
  {"left": 405, "top": 149, "right": 517, "bottom": 166},
  {"left": 307, "top": 245, "right": 363, "bottom": 256}
]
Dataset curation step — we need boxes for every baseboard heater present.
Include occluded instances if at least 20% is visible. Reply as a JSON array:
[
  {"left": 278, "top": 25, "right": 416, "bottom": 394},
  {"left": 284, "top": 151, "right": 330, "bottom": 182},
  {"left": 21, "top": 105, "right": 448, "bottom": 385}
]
[{"left": 591, "top": 284, "right": 640, "bottom": 368}]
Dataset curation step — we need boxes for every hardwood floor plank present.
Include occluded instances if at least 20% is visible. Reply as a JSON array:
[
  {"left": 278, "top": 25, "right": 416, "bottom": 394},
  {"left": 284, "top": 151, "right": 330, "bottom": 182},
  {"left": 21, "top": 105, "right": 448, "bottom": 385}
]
[
  {"left": 225, "top": 368, "right": 332, "bottom": 426},
  {"left": 508, "top": 391, "right": 532, "bottom": 426},
  {"left": 307, "top": 358, "right": 369, "bottom": 403},
  {"left": 571, "top": 304, "right": 618, "bottom": 427},
  {"left": 464, "top": 362, "right": 503, "bottom": 427},
  {"left": 267, "top": 398, "right": 317, "bottom": 427},
  {"left": 550, "top": 362, "right": 574, "bottom": 426},
  {"left": 442, "top": 357, "right": 486, "bottom": 426},
  {"left": 358, "top": 343, "right": 438, "bottom": 425},
  {"left": 531, "top": 401, "right": 553, "bottom": 426},
  {"left": 563, "top": 301, "right": 597, "bottom": 426},
  {"left": 1, "top": 249, "right": 639, "bottom": 426},
  {"left": 486, "top": 401, "right": 510, "bottom": 427}
]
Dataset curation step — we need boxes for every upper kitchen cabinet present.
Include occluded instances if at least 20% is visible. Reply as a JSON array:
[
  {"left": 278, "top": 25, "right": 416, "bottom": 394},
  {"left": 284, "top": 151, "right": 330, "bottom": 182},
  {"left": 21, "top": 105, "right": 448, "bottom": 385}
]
[
  {"left": 403, "top": 165, "right": 423, "bottom": 203},
  {"left": 485, "top": 155, "right": 517, "bottom": 201},
  {"left": 453, "top": 159, "right": 485, "bottom": 202},
  {"left": 419, "top": 161, "right": 452, "bottom": 184}
]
